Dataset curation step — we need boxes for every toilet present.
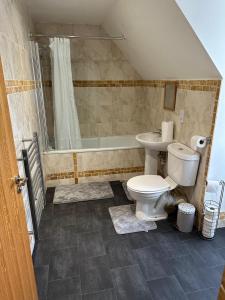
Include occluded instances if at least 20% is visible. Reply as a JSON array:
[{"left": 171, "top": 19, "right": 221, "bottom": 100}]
[{"left": 127, "top": 143, "right": 200, "bottom": 221}]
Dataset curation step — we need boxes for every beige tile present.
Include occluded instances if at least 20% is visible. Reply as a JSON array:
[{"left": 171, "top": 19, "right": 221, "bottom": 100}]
[{"left": 43, "top": 153, "right": 74, "bottom": 174}]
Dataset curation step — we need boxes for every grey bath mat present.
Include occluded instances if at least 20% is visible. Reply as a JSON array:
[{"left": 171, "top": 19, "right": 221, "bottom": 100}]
[
  {"left": 109, "top": 204, "right": 157, "bottom": 234},
  {"left": 53, "top": 182, "right": 114, "bottom": 204}
]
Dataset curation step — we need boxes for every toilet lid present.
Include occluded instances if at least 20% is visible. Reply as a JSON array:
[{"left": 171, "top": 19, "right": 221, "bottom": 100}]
[{"left": 127, "top": 175, "right": 170, "bottom": 193}]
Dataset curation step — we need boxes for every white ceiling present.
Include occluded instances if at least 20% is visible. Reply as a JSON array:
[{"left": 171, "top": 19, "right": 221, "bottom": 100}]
[
  {"left": 27, "top": 0, "right": 221, "bottom": 79},
  {"left": 103, "top": 0, "right": 221, "bottom": 79},
  {"left": 27, "top": 0, "right": 116, "bottom": 24}
]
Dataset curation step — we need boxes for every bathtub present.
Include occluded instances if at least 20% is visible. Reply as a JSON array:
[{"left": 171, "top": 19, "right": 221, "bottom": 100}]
[
  {"left": 44, "top": 134, "right": 145, "bottom": 187},
  {"left": 47, "top": 135, "right": 142, "bottom": 153}
]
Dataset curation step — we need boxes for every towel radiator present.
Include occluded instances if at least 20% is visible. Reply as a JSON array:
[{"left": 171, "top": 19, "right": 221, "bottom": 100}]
[{"left": 22, "top": 132, "right": 45, "bottom": 241}]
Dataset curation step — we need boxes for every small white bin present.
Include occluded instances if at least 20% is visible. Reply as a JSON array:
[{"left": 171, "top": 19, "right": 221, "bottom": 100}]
[{"left": 177, "top": 203, "right": 196, "bottom": 233}]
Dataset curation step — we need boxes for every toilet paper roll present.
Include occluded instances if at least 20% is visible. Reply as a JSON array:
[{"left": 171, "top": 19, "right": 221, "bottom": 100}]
[
  {"left": 202, "top": 216, "right": 217, "bottom": 238},
  {"left": 205, "top": 205, "right": 218, "bottom": 218},
  {"left": 190, "top": 135, "right": 207, "bottom": 151},
  {"left": 162, "top": 121, "right": 173, "bottom": 142},
  {"left": 205, "top": 180, "right": 220, "bottom": 194}
]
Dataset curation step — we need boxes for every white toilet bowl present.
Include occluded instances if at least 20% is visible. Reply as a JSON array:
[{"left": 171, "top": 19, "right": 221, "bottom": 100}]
[
  {"left": 127, "top": 175, "right": 177, "bottom": 221},
  {"left": 127, "top": 142, "right": 200, "bottom": 222}
]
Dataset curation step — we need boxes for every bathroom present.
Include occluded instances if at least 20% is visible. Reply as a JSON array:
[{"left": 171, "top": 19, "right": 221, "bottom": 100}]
[{"left": 1, "top": 0, "right": 225, "bottom": 299}]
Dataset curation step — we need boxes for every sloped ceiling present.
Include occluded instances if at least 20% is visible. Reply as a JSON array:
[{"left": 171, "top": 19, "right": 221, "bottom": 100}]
[
  {"left": 102, "top": 0, "right": 221, "bottom": 79},
  {"left": 27, "top": 0, "right": 116, "bottom": 25},
  {"left": 27, "top": 0, "right": 221, "bottom": 79}
]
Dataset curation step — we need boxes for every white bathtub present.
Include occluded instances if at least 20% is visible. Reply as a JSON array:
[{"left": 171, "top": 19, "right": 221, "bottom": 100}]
[{"left": 46, "top": 135, "right": 142, "bottom": 153}]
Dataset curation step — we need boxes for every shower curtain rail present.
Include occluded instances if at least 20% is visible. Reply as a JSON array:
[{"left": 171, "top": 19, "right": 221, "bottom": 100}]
[{"left": 30, "top": 33, "right": 126, "bottom": 40}]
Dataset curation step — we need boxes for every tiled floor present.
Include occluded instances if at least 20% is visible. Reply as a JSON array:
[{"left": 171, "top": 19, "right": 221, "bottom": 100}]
[{"left": 34, "top": 181, "right": 225, "bottom": 300}]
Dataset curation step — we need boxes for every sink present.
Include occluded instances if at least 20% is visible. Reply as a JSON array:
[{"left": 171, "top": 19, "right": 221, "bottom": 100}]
[
  {"left": 136, "top": 132, "right": 173, "bottom": 175},
  {"left": 136, "top": 132, "right": 172, "bottom": 152}
]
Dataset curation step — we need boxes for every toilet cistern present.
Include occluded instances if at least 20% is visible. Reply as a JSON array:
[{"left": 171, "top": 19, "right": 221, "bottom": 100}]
[{"left": 136, "top": 132, "right": 173, "bottom": 175}]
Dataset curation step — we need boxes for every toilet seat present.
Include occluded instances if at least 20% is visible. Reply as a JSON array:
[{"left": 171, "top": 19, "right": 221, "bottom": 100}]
[{"left": 127, "top": 175, "right": 171, "bottom": 193}]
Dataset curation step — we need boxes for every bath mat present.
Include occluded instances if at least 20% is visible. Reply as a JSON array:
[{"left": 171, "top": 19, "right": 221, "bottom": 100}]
[
  {"left": 53, "top": 182, "right": 114, "bottom": 204},
  {"left": 109, "top": 204, "right": 157, "bottom": 234},
  {"left": 122, "top": 181, "right": 133, "bottom": 201}
]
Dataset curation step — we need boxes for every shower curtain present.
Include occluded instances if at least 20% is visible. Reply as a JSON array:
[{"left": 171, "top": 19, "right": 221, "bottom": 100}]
[{"left": 49, "top": 38, "right": 81, "bottom": 149}]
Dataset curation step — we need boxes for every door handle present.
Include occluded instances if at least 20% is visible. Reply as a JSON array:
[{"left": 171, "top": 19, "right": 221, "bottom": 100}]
[{"left": 11, "top": 175, "right": 27, "bottom": 193}]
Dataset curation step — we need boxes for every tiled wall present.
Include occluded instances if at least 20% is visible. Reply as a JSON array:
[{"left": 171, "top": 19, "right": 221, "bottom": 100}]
[
  {"left": 43, "top": 148, "right": 145, "bottom": 187},
  {"left": 43, "top": 79, "right": 221, "bottom": 227},
  {"left": 0, "top": 0, "right": 43, "bottom": 251},
  {"left": 144, "top": 80, "right": 220, "bottom": 225},
  {"left": 35, "top": 23, "right": 145, "bottom": 144}
]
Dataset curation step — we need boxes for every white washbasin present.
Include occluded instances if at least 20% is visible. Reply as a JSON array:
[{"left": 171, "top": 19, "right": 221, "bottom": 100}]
[
  {"left": 136, "top": 132, "right": 172, "bottom": 152},
  {"left": 136, "top": 132, "right": 173, "bottom": 175}
]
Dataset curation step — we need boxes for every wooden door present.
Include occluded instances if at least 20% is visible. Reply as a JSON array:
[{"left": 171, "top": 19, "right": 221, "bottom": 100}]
[
  {"left": 0, "top": 58, "right": 38, "bottom": 299},
  {"left": 219, "top": 268, "right": 225, "bottom": 299}
]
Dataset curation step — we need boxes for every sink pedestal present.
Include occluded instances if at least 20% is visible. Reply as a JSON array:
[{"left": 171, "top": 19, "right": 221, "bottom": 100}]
[
  {"left": 145, "top": 149, "right": 158, "bottom": 175},
  {"left": 136, "top": 132, "right": 172, "bottom": 175}
]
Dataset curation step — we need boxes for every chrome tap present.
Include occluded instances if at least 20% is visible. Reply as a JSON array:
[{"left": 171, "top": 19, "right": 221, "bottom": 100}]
[{"left": 153, "top": 128, "right": 162, "bottom": 135}]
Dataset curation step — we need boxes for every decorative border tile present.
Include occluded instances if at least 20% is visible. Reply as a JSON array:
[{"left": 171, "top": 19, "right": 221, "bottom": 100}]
[
  {"left": 46, "top": 171, "right": 74, "bottom": 180},
  {"left": 46, "top": 166, "right": 144, "bottom": 181},
  {"left": 43, "top": 79, "right": 221, "bottom": 90},
  {"left": 78, "top": 166, "right": 144, "bottom": 177},
  {"left": 5, "top": 80, "right": 40, "bottom": 94},
  {"left": 73, "top": 153, "right": 78, "bottom": 184}
]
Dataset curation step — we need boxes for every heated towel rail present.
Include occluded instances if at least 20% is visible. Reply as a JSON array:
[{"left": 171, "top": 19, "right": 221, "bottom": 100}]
[{"left": 22, "top": 132, "right": 45, "bottom": 241}]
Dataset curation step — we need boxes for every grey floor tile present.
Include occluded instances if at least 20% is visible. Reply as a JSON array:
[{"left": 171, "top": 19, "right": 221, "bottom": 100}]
[
  {"left": 34, "top": 239, "right": 54, "bottom": 267},
  {"left": 35, "top": 265, "right": 49, "bottom": 300},
  {"left": 105, "top": 238, "right": 136, "bottom": 268},
  {"left": 100, "top": 222, "right": 125, "bottom": 242},
  {"left": 156, "top": 231, "right": 183, "bottom": 244},
  {"left": 35, "top": 184, "right": 225, "bottom": 300},
  {"left": 77, "top": 231, "right": 106, "bottom": 258},
  {"left": 112, "top": 264, "right": 152, "bottom": 300},
  {"left": 168, "top": 255, "right": 223, "bottom": 293},
  {"left": 51, "top": 295, "right": 82, "bottom": 300},
  {"left": 176, "top": 229, "right": 199, "bottom": 241},
  {"left": 183, "top": 239, "right": 225, "bottom": 267},
  {"left": 39, "top": 218, "right": 59, "bottom": 240},
  {"left": 186, "top": 287, "right": 219, "bottom": 300},
  {"left": 54, "top": 214, "right": 77, "bottom": 227},
  {"left": 82, "top": 289, "right": 116, "bottom": 300},
  {"left": 147, "top": 275, "right": 187, "bottom": 300},
  {"left": 53, "top": 202, "right": 77, "bottom": 216},
  {"left": 135, "top": 245, "right": 175, "bottom": 280},
  {"left": 156, "top": 220, "right": 175, "bottom": 233},
  {"left": 49, "top": 247, "right": 80, "bottom": 281},
  {"left": 80, "top": 255, "right": 113, "bottom": 294},
  {"left": 159, "top": 241, "right": 190, "bottom": 258},
  {"left": 75, "top": 210, "right": 95, "bottom": 233},
  {"left": 210, "top": 229, "right": 225, "bottom": 249},
  {"left": 110, "top": 182, "right": 130, "bottom": 206},
  {"left": 41, "top": 205, "right": 54, "bottom": 221},
  {"left": 75, "top": 202, "right": 92, "bottom": 216},
  {"left": 90, "top": 198, "right": 115, "bottom": 219},
  {"left": 47, "top": 277, "right": 81, "bottom": 300},
  {"left": 52, "top": 225, "right": 78, "bottom": 249},
  {"left": 128, "top": 232, "right": 154, "bottom": 249},
  {"left": 46, "top": 187, "right": 55, "bottom": 204}
]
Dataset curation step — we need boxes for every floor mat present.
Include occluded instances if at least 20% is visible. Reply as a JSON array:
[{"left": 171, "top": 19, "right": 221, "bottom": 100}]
[
  {"left": 109, "top": 204, "right": 157, "bottom": 234},
  {"left": 53, "top": 182, "right": 114, "bottom": 204}
]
